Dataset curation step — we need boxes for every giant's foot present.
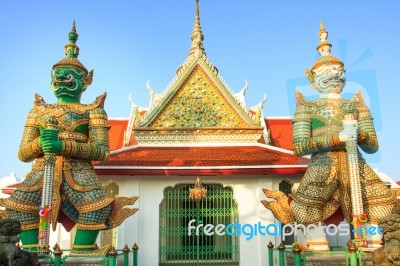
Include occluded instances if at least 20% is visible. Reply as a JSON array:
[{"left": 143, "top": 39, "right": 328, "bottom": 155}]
[
  {"left": 261, "top": 188, "right": 294, "bottom": 224},
  {"left": 71, "top": 229, "right": 112, "bottom": 255},
  {"left": 306, "top": 226, "right": 330, "bottom": 252}
]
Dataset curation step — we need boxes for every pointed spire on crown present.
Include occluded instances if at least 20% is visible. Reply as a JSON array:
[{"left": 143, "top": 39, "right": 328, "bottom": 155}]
[
  {"left": 71, "top": 20, "right": 77, "bottom": 32},
  {"left": 305, "top": 21, "right": 344, "bottom": 84},
  {"left": 319, "top": 21, "right": 327, "bottom": 38},
  {"left": 65, "top": 21, "right": 80, "bottom": 58},
  {"left": 316, "top": 20, "right": 332, "bottom": 56},
  {"left": 52, "top": 21, "right": 90, "bottom": 75},
  {"left": 188, "top": 0, "right": 206, "bottom": 57}
]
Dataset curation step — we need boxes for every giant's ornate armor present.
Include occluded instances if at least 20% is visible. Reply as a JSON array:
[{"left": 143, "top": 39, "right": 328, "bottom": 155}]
[
  {"left": 3, "top": 94, "right": 128, "bottom": 231},
  {"left": 291, "top": 91, "right": 397, "bottom": 225},
  {"left": 2, "top": 22, "right": 137, "bottom": 253},
  {"left": 262, "top": 23, "right": 398, "bottom": 248}
]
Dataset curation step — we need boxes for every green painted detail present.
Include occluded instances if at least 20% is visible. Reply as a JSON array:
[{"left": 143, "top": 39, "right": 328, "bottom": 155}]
[
  {"left": 73, "top": 229, "right": 100, "bottom": 252},
  {"left": 159, "top": 184, "right": 239, "bottom": 266},
  {"left": 40, "top": 22, "right": 94, "bottom": 154},
  {"left": 311, "top": 117, "right": 325, "bottom": 129},
  {"left": 20, "top": 229, "right": 39, "bottom": 252},
  {"left": 51, "top": 67, "right": 85, "bottom": 103},
  {"left": 74, "top": 123, "right": 89, "bottom": 134},
  {"left": 137, "top": 64, "right": 261, "bottom": 129},
  {"left": 149, "top": 70, "right": 246, "bottom": 128}
]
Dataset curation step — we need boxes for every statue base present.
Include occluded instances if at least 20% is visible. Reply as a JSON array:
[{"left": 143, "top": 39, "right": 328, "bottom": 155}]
[
  {"left": 39, "top": 256, "right": 106, "bottom": 266},
  {"left": 285, "top": 250, "right": 375, "bottom": 266}
]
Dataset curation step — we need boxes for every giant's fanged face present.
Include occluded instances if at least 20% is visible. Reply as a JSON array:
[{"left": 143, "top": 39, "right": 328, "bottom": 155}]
[
  {"left": 51, "top": 67, "right": 84, "bottom": 100},
  {"left": 313, "top": 64, "right": 346, "bottom": 94}
]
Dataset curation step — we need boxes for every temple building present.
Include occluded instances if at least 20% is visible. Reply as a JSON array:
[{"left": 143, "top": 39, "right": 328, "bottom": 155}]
[
  {"left": 92, "top": 1, "right": 308, "bottom": 265},
  {"left": 2, "top": 1, "right": 399, "bottom": 266}
]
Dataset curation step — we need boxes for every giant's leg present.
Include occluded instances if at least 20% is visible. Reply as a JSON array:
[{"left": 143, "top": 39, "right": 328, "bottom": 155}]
[
  {"left": 291, "top": 164, "right": 339, "bottom": 251},
  {"left": 62, "top": 170, "right": 113, "bottom": 254},
  {"left": 4, "top": 174, "right": 42, "bottom": 252},
  {"left": 71, "top": 205, "right": 111, "bottom": 254},
  {"left": 359, "top": 163, "right": 397, "bottom": 249},
  {"left": 6, "top": 208, "right": 40, "bottom": 251}
]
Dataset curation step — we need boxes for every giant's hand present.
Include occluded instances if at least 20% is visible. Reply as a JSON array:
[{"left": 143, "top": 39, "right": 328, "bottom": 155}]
[
  {"left": 38, "top": 128, "right": 62, "bottom": 153},
  {"left": 339, "top": 120, "right": 358, "bottom": 142}
]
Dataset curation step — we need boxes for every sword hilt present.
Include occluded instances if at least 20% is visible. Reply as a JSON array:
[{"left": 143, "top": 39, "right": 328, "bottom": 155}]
[{"left": 44, "top": 115, "right": 58, "bottom": 131}]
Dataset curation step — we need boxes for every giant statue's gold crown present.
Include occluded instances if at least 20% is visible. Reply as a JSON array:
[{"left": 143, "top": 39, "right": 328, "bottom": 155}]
[
  {"left": 306, "top": 21, "right": 344, "bottom": 84},
  {"left": 52, "top": 21, "right": 93, "bottom": 87}
]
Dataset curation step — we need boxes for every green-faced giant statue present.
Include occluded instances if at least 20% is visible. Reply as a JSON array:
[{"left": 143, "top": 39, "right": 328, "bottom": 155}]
[{"left": 3, "top": 22, "right": 138, "bottom": 254}]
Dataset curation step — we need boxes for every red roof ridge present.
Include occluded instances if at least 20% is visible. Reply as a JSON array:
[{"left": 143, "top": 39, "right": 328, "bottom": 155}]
[
  {"left": 265, "top": 116, "right": 293, "bottom": 120},
  {"left": 109, "top": 116, "right": 294, "bottom": 121},
  {"left": 110, "top": 142, "right": 297, "bottom": 156},
  {"left": 94, "top": 165, "right": 309, "bottom": 170},
  {"left": 108, "top": 117, "right": 129, "bottom": 121},
  {"left": 258, "top": 143, "right": 295, "bottom": 155}
]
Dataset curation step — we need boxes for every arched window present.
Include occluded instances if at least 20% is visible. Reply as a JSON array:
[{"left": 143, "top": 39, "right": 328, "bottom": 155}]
[{"left": 159, "top": 183, "right": 239, "bottom": 265}]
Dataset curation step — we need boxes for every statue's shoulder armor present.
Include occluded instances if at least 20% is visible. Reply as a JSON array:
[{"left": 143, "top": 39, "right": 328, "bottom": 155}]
[
  {"left": 32, "top": 92, "right": 107, "bottom": 116},
  {"left": 349, "top": 91, "right": 365, "bottom": 108},
  {"left": 295, "top": 91, "right": 313, "bottom": 108},
  {"left": 349, "top": 91, "right": 373, "bottom": 121},
  {"left": 293, "top": 92, "right": 313, "bottom": 121},
  {"left": 91, "top": 92, "right": 107, "bottom": 109},
  {"left": 89, "top": 93, "right": 108, "bottom": 116},
  {"left": 27, "top": 93, "right": 46, "bottom": 117},
  {"left": 33, "top": 93, "right": 46, "bottom": 107}
]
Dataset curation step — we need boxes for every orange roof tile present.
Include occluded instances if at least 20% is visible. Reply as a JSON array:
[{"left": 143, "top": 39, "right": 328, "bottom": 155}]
[
  {"left": 108, "top": 117, "right": 295, "bottom": 152},
  {"left": 1, "top": 182, "right": 20, "bottom": 195},
  {"left": 108, "top": 119, "right": 131, "bottom": 150},
  {"left": 265, "top": 117, "right": 293, "bottom": 150},
  {"left": 94, "top": 145, "right": 309, "bottom": 175}
]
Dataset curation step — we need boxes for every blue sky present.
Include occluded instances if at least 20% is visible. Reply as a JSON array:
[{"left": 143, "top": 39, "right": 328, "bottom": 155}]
[{"left": 0, "top": 1, "right": 399, "bottom": 181}]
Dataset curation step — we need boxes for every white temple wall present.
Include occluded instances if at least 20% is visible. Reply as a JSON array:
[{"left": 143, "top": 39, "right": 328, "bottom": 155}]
[{"left": 97, "top": 173, "right": 304, "bottom": 266}]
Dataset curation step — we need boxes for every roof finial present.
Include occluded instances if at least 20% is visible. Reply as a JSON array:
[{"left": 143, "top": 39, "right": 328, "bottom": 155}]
[
  {"left": 196, "top": 0, "right": 200, "bottom": 18},
  {"left": 188, "top": 0, "right": 206, "bottom": 57}
]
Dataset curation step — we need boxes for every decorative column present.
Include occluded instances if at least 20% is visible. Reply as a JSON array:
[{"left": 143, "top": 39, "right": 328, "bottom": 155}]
[
  {"left": 107, "top": 246, "right": 118, "bottom": 266},
  {"left": 267, "top": 241, "right": 274, "bottom": 266},
  {"left": 122, "top": 244, "right": 130, "bottom": 266},
  {"left": 278, "top": 242, "right": 285, "bottom": 266},
  {"left": 347, "top": 240, "right": 358, "bottom": 266},
  {"left": 132, "top": 242, "right": 139, "bottom": 266},
  {"left": 292, "top": 243, "right": 302, "bottom": 266},
  {"left": 53, "top": 243, "right": 63, "bottom": 266}
]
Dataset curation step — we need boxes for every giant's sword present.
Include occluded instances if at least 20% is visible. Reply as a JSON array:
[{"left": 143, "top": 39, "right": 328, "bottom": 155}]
[
  {"left": 344, "top": 106, "right": 367, "bottom": 247},
  {"left": 38, "top": 115, "right": 58, "bottom": 254}
]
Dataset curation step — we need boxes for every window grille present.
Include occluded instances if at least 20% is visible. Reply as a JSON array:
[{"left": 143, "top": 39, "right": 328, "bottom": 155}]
[{"left": 159, "top": 183, "right": 240, "bottom": 265}]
